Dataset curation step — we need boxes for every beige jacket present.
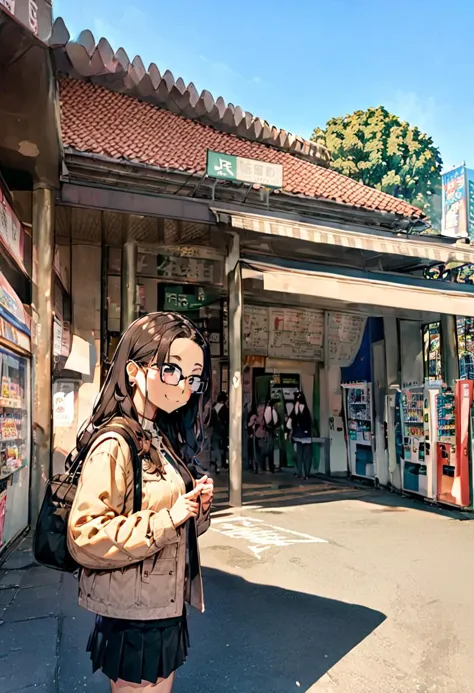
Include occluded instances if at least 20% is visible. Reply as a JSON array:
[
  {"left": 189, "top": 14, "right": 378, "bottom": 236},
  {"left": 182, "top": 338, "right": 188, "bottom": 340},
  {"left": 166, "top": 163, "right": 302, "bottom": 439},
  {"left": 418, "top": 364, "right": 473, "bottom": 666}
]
[{"left": 67, "top": 429, "right": 211, "bottom": 620}]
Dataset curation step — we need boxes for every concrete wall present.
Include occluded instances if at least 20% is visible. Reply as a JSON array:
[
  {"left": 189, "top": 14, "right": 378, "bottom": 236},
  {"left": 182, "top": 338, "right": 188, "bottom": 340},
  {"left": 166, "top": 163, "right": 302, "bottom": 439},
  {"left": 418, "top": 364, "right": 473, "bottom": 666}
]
[
  {"left": 399, "top": 320, "right": 424, "bottom": 387},
  {"left": 52, "top": 245, "right": 101, "bottom": 473}
]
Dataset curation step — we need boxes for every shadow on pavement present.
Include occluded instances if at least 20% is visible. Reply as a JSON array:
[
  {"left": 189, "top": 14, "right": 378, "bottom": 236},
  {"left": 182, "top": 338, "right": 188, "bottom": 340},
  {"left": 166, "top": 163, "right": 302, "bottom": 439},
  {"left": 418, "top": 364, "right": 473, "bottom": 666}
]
[
  {"left": 212, "top": 469, "right": 474, "bottom": 521},
  {"left": 175, "top": 567, "right": 386, "bottom": 693}
]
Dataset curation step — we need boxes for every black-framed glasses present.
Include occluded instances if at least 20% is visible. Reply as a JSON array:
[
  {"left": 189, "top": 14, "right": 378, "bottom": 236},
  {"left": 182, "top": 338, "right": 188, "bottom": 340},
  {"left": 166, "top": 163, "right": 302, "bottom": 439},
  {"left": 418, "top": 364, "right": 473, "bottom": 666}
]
[{"left": 154, "top": 362, "right": 208, "bottom": 394}]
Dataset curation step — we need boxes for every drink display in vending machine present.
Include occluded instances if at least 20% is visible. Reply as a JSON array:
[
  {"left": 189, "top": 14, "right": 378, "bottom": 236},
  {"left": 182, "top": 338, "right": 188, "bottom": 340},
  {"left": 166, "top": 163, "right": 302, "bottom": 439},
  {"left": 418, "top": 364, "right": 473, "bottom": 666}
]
[
  {"left": 436, "top": 380, "right": 474, "bottom": 507},
  {"left": 457, "top": 318, "right": 474, "bottom": 380}
]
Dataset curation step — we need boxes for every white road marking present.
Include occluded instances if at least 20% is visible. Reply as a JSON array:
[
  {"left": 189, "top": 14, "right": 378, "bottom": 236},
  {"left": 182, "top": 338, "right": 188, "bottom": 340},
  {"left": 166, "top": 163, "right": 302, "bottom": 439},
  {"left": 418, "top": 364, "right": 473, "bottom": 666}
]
[{"left": 210, "top": 516, "right": 327, "bottom": 558}]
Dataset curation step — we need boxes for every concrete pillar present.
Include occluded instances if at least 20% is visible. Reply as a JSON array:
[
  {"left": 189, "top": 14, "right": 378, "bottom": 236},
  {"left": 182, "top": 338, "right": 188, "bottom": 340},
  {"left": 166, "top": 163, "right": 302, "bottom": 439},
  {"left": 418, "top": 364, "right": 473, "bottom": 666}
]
[
  {"left": 120, "top": 240, "right": 137, "bottom": 332},
  {"left": 227, "top": 236, "right": 243, "bottom": 507},
  {"left": 31, "top": 187, "right": 54, "bottom": 520},
  {"left": 441, "top": 314, "right": 459, "bottom": 387}
]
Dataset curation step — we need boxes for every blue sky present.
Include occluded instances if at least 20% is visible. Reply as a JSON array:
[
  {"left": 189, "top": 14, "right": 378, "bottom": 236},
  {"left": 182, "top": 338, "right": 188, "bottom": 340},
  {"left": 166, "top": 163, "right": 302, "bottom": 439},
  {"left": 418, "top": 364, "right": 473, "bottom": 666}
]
[{"left": 55, "top": 0, "right": 474, "bottom": 170}]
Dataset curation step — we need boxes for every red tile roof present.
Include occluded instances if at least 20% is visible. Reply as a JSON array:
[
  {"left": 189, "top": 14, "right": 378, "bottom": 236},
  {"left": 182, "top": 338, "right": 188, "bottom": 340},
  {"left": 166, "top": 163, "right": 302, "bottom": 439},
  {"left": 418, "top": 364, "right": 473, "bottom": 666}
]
[{"left": 59, "top": 77, "right": 424, "bottom": 219}]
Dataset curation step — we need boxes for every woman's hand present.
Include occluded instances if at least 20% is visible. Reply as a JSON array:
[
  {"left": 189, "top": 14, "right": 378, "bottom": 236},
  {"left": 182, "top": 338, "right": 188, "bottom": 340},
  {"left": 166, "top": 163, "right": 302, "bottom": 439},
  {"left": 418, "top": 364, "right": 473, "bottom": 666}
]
[
  {"left": 169, "top": 488, "right": 200, "bottom": 528},
  {"left": 198, "top": 475, "right": 214, "bottom": 511}
]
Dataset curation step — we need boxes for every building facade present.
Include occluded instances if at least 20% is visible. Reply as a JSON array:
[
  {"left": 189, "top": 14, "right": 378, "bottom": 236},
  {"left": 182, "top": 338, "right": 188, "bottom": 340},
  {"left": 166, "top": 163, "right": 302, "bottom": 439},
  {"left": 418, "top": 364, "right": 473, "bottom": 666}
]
[{"left": 1, "top": 13, "right": 474, "bottom": 553}]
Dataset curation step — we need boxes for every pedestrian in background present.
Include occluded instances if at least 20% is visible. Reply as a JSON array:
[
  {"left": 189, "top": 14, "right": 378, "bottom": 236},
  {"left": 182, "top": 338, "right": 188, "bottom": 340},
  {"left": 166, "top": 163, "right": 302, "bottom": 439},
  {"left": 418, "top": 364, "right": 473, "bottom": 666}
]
[
  {"left": 210, "top": 391, "right": 229, "bottom": 474},
  {"left": 251, "top": 399, "right": 279, "bottom": 473},
  {"left": 287, "top": 391, "right": 313, "bottom": 480}
]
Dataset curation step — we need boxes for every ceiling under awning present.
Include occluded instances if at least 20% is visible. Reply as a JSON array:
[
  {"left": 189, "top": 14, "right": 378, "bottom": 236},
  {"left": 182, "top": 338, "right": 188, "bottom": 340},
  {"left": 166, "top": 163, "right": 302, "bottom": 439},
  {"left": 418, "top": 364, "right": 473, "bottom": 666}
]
[
  {"left": 242, "top": 257, "right": 474, "bottom": 320},
  {"left": 215, "top": 209, "right": 474, "bottom": 267}
]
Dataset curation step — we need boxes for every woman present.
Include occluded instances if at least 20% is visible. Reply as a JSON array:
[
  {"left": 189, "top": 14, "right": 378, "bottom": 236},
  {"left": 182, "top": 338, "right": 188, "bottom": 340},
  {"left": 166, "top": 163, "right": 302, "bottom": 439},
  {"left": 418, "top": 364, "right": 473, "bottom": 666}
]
[
  {"left": 249, "top": 400, "right": 278, "bottom": 473},
  {"left": 67, "top": 313, "right": 214, "bottom": 693},
  {"left": 287, "top": 391, "right": 313, "bottom": 480}
]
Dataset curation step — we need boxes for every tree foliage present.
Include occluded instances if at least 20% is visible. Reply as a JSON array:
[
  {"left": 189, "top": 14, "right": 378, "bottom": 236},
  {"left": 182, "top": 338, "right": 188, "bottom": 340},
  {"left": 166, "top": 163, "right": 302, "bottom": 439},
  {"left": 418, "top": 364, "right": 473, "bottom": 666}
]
[{"left": 311, "top": 106, "right": 442, "bottom": 226}]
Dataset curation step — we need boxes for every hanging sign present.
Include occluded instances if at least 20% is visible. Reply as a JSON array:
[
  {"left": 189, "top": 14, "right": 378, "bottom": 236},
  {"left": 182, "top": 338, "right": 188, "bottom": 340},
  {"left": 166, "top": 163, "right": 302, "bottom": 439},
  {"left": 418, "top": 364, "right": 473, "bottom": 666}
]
[
  {"left": 207, "top": 150, "right": 283, "bottom": 188},
  {"left": 60, "top": 321, "right": 71, "bottom": 358},
  {"left": 0, "top": 188, "right": 25, "bottom": 273},
  {"left": 163, "top": 286, "right": 216, "bottom": 312},
  {"left": 53, "top": 318, "right": 62, "bottom": 357},
  {"left": 222, "top": 300, "right": 228, "bottom": 358},
  {"left": 441, "top": 166, "right": 468, "bottom": 238},
  {"left": 155, "top": 254, "right": 223, "bottom": 285},
  {"left": 325, "top": 313, "right": 366, "bottom": 367}
]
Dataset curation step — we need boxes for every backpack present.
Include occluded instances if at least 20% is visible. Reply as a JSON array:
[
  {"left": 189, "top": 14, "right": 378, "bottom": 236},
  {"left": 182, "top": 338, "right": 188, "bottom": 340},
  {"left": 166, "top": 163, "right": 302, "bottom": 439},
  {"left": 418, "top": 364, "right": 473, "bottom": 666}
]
[
  {"left": 33, "top": 422, "right": 142, "bottom": 573},
  {"left": 264, "top": 406, "right": 279, "bottom": 433}
]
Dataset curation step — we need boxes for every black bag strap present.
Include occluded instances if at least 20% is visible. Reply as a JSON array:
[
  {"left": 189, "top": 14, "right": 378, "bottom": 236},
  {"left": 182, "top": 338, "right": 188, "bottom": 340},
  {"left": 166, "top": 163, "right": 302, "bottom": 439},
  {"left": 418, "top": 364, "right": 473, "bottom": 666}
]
[
  {"left": 100, "top": 424, "right": 143, "bottom": 513},
  {"left": 66, "top": 423, "right": 143, "bottom": 513}
]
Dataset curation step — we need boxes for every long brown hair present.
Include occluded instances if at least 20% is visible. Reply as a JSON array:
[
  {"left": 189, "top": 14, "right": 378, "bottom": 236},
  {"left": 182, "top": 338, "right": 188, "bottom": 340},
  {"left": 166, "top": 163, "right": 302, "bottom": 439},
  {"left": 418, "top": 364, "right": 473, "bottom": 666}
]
[{"left": 76, "top": 312, "right": 211, "bottom": 464}]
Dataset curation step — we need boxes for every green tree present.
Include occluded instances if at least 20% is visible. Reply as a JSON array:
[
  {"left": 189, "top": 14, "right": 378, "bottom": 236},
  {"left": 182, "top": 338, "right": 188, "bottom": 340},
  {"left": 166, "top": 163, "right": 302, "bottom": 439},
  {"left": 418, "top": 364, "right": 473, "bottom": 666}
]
[{"left": 311, "top": 106, "right": 442, "bottom": 228}]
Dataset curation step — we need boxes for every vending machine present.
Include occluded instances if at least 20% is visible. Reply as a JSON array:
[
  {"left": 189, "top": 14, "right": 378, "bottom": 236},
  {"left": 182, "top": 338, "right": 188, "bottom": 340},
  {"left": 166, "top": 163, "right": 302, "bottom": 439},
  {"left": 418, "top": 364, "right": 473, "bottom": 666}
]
[
  {"left": 342, "top": 382, "right": 375, "bottom": 480},
  {"left": 400, "top": 386, "right": 426, "bottom": 496},
  {"left": 436, "top": 380, "right": 473, "bottom": 508},
  {"left": 0, "top": 273, "right": 32, "bottom": 552},
  {"left": 400, "top": 382, "right": 443, "bottom": 499}
]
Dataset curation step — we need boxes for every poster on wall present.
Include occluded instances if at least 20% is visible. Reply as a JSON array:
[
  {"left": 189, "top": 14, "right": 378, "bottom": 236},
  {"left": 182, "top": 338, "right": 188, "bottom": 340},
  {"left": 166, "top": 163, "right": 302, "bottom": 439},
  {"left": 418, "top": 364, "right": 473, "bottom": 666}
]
[
  {"left": 268, "top": 308, "right": 324, "bottom": 360},
  {"left": 326, "top": 312, "right": 366, "bottom": 367},
  {"left": 442, "top": 166, "right": 468, "bottom": 238},
  {"left": 53, "top": 382, "right": 75, "bottom": 428},
  {"left": 244, "top": 305, "right": 268, "bottom": 355}
]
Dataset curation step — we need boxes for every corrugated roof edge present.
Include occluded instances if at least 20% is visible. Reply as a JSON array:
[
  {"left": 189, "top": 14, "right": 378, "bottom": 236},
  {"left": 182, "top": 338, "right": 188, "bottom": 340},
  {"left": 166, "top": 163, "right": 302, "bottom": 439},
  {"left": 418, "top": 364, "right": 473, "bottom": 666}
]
[{"left": 48, "top": 17, "right": 331, "bottom": 167}]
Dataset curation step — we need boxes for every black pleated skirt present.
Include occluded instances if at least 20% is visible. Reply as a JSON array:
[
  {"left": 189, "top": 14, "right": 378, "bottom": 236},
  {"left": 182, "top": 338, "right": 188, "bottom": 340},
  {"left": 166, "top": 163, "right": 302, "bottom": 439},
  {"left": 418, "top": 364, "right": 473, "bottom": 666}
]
[{"left": 87, "top": 611, "right": 189, "bottom": 684}]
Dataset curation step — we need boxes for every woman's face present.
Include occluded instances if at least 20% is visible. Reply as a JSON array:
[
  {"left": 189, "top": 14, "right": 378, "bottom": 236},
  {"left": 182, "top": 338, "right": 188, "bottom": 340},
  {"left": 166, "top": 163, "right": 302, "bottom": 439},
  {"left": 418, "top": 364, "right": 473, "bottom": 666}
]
[{"left": 130, "top": 337, "right": 205, "bottom": 415}]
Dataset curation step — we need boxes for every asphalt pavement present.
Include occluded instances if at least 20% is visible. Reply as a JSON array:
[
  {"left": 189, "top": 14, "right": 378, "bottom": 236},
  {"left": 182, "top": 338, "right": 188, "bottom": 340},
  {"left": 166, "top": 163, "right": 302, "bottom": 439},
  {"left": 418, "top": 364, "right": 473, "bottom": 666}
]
[{"left": 2, "top": 472, "right": 474, "bottom": 692}]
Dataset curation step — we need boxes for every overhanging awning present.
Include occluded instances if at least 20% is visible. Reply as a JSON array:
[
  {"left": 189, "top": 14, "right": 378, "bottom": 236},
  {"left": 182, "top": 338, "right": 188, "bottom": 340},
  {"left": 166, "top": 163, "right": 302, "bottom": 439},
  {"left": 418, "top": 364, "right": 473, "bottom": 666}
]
[
  {"left": 0, "top": 0, "right": 52, "bottom": 43},
  {"left": 244, "top": 257, "right": 474, "bottom": 318},
  {"left": 214, "top": 209, "right": 474, "bottom": 265}
]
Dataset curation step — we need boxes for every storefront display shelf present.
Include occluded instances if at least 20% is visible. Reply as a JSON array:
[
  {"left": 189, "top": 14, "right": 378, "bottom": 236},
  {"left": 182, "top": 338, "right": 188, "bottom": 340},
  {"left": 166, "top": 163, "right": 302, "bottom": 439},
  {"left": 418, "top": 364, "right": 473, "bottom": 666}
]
[
  {"left": 0, "top": 461, "right": 27, "bottom": 481},
  {"left": 0, "top": 437, "right": 23, "bottom": 442},
  {"left": 0, "top": 399, "right": 23, "bottom": 409}
]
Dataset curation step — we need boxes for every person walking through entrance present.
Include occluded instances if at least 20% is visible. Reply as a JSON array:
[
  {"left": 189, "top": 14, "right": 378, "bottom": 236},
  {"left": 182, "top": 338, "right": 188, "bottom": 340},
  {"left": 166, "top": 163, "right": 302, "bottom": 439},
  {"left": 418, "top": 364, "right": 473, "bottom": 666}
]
[
  {"left": 250, "top": 400, "right": 279, "bottom": 473},
  {"left": 287, "top": 391, "right": 313, "bottom": 480},
  {"left": 67, "top": 313, "right": 214, "bottom": 692}
]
